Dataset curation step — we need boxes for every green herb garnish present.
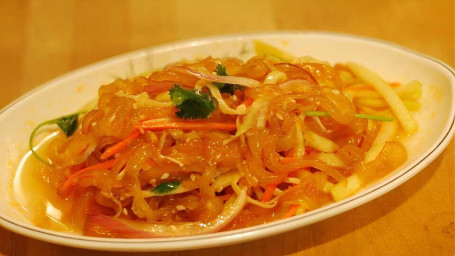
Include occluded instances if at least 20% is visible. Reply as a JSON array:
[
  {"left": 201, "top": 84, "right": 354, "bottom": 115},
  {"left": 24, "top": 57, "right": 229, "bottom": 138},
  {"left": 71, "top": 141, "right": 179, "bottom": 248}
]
[
  {"left": 304, "top": 111, "right": 394, "bottom": 122},
  {"left": 169, "top": 84, "right": 216, "bottom": 119},
  {"left": 213, "top": 64, "right": 244, "bottom": 95},
  {"left": 29, "top": 113, "right": 81, "bottom": 165},
  {"left": 55, "top": 114, "right": 80, "bottom": 136},
  {"left": 151, "top": 181, "right": 181, "bottom": 195}
]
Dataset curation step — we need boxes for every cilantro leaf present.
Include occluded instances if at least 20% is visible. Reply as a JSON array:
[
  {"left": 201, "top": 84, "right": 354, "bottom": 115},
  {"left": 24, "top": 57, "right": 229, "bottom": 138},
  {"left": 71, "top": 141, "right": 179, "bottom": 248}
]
[
  {"left": 169, "top": 84, "right": 216, "bottom": 119},
  {"left": 56, "top": 113, "right": 79, "bottom": 136},
  {"left": 151, "top": 181, "right": 181, "bottom": 195},
  {"left": 213, "top": 64, "right": 244, "bottom": 95},
  {"left": 29, "top": 112, "right": 82, "bottom": 166},
  {"left": 215, "top": 63, "right": 228, "bottom": 76}
]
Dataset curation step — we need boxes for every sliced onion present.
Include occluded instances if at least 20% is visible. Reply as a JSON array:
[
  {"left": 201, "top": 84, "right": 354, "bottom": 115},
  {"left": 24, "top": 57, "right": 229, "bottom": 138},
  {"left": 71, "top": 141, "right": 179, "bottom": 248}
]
[
  {"left": 170, "top": 66, "right": 261, "bottom": 87},
  {"left": 84, "top": 189, "right": 247, "bottom": 238}
]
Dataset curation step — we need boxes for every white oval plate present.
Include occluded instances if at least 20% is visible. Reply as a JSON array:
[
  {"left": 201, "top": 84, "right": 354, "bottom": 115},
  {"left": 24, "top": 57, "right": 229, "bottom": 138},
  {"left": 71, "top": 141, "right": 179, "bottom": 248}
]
[{"left": 0, "top": 32, "right": 454, "bottom": 251}]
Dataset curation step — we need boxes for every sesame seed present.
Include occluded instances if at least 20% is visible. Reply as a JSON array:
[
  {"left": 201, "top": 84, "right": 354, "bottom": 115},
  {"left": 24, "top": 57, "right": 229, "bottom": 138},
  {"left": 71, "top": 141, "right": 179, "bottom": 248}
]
[{"left": 161, "top": 173, "right": 169, "bottom": 180}]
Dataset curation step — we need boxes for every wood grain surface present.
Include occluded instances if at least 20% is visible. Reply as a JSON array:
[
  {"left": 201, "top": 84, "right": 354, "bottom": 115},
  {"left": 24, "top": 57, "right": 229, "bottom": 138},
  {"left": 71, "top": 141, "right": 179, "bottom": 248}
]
[{"left": 0, "top": 1, "right": 454, "bottom": 255}]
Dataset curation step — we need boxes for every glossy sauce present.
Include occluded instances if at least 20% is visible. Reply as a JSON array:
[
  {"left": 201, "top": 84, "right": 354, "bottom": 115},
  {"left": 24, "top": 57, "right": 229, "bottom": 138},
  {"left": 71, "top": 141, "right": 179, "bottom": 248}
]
[{"left": 13, "top": 133, "right": 77, "bottom": 233}]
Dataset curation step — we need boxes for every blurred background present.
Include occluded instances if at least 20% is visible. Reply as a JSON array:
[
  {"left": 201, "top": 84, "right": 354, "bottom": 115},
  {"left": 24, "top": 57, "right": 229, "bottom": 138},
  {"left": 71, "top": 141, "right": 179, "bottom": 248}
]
[
  {"left": 0, "top": 0, "right": 453, "bottom": 255},
  {"left": 1, "top": 0, "right": 453, "bottom": 109}
]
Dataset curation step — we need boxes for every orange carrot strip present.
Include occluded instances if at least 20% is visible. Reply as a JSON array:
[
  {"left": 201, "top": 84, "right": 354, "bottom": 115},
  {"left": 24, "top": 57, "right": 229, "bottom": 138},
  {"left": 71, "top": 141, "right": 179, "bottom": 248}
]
[
  {"left": 345, "top": 82, "right": 400, "bottom": 92},
  {"left": 261, "top": 184, "right": 277, "bottom": 202},
  {"left": 242, "top": 97, "right": 254, "bottom": 106},
  {"left": 57, "top": 159, "right": 116, "bottom": 197},
  {"left": 389, "top": 82, "right": 401, "bottom": 88},
  {"left": 282, "top": 204, "right": 299, "bottom": 219},
  {"left": 100, "top": 130, "right": 142, "bottom": 160},
  {"left": 140, "top": 120, "right": 237, "bottom": 131}
]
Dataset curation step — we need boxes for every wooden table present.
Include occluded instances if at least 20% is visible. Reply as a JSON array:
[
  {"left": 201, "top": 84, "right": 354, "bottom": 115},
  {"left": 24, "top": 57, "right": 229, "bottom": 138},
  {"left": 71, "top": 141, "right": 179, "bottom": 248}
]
[{"left": 0, "top": 1, "right": 453, "bottom": 255}]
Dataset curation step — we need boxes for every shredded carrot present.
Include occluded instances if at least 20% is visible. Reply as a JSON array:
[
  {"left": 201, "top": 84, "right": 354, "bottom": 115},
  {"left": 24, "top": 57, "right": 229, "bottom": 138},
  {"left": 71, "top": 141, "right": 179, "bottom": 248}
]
[
  {"left": 343, "top": 85, "right": 374, "bottom": 91},
  {"left": 242, "top": 97, "right": 254, "bottom": 106},
  {"left": 389, "top": 82, "right": 401, "bottom": 88},
  {"left": 344, "top": 82, "right": 400, "bottom": 92},
  {"left": 282, "top": 204, "right": 299, "bottom": 219},
  {"left": 139, "top": 120, "right": 237, "bottom": 131},
  {"left": 260, "top": 156, "right": 297, "bottom": 202},
  {"left": 68, "top": 162, "right": 85, "bottom": 174},
  {"left": 57, "top": 159, "right": 116, "bottom": 197},
  {"left": 100, "top": 130, "right": 142, "bottom": 160},
  {"left": 261, "top": 184, "right": 277, "bottom": 202}
]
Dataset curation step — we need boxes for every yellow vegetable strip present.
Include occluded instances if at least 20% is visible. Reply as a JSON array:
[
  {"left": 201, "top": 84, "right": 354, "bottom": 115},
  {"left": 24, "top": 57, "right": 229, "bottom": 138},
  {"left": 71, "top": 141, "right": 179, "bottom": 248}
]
[
  {"left": 347, "top": 63, "right": 418, "bottom": 133},
  {"left": 206, "top": 84, "right": 247, "bottom": 115},
  {"left": 304, "top": 130, "right": 339, "bottom": 153},
  {"left": 395, "top": 80, "right": 423, "bottom": 101},
  {"left": 364, "top": 120, "right": 398, "bottom": 163},
  {"left": 253, "top": 40, "right": 295, "bottom": 63},
  {"left": 292, "top": 122, "right": 305, "bottom": 157},
  {"left": 330, "top": 173, "right": 362, "bottom": 201}
]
